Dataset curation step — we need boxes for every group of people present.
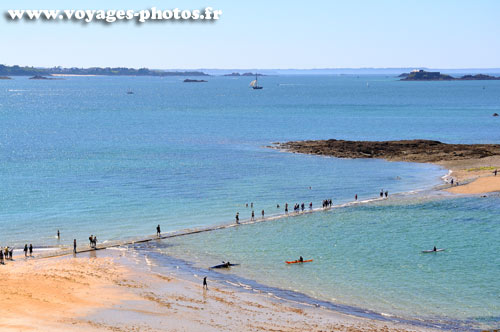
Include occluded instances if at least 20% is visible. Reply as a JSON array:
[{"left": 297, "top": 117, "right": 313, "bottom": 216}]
[
  {"left": 235, "top": 190, "right": 396, "bottom": 225},
  {"left": 88, "top": 235, "right": 98, "bottom": 248},
  {"left": 23, "top": 244, "right": 33, "bottom": 257},
  {"left": 322, "top": 199, "right": 332, "bottom": 208},
  {"left": 0, "top": 247, "right": 14, "bottom": 264},
  {"left": 1, "top": 244, "right": 34, "bottom": 264}
]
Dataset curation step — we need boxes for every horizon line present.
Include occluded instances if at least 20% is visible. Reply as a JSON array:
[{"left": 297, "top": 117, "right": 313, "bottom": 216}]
[{"left": 3, "top": 63, "right": 500, "bottom": 71}]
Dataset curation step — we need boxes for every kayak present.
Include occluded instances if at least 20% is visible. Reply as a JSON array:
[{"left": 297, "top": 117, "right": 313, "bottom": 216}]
[
  {"left": 286, "top": 259, "right": 313, "bottom": 264},
  {"left": 422, "top": 249, "right": 445, "bottom": 253},
  {"left": 210, "top": 263, "right": 240, "bottom": 269}
]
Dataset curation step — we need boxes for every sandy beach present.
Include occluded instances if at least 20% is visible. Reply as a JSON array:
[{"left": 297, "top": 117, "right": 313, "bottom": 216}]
[
  {"left": 437, "top": 156, "right": 500, "bottom": 194},
  {"left": 0, "top": 251, "right": 440, "bottom": 332}
]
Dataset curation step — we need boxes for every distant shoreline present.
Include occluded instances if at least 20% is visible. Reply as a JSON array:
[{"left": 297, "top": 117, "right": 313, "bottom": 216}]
[
  {"left": 50, "top": 74, "right": 97, "bottom": 77},
  {"left": 273, "top": 139, "right": 500, "bottom": 194}
]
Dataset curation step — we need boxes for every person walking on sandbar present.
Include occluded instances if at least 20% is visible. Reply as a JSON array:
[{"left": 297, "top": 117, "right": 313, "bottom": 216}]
[
  {"left": 24, "top": 244, "right": 28, "bottom": 257},
  {"left": 157, "top": 224, "right": 161, "bottom": 237},
  {"left": 203, "top": 276, "right": 208, "bottom": 290},
  {"left": 251, "top": 210, "right": 255, "bottom": 221},
  {"left": 29, "top": 244, "right": 33, "bottom": 257},
  {"left": 261, "top": 209, "right": 265, "bottom": 219},
  {"left": 235, "top": 212, "right": 239, "bottom": 224},
  {"left": 73, "top": 239, "right": 77, "bottom": 254}
]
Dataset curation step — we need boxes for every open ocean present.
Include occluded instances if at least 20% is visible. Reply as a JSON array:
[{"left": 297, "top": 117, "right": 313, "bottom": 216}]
[{"left": 1, "top": 75, "right": 499, "bottom": 330}]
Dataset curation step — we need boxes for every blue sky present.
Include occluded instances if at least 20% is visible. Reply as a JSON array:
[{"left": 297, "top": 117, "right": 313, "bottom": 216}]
[{"left": 1, "top": 0, "right": 499, "bottom": 69}]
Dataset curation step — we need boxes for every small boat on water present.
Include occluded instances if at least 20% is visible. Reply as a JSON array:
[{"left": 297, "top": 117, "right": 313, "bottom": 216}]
[
  {"left": 286, "top": 259, "right": 313, "bottom": 264},
  {"left": 210, "top": 262, "right": 240, "bottom": 269},
  {"left": 250, "top": 74, "right": 263, "bottom": 90},
  {"left": 422, "top": 248, "right": 445, "bottom": 253}
]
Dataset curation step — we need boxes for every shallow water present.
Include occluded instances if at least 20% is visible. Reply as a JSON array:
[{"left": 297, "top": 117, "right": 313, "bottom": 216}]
[
  {"left": 1, "top": 75, "right": 499, "bottom": 328},
  {"left": 155, "top": 194, "right": 500, "bottom": 330}
]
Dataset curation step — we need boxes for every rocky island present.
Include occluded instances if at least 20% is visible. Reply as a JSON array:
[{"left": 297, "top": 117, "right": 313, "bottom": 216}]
[
  {"left": 29, "top": 75, "right": 60, "bottom": 80},
  {"left": 400, "top": 70, "right": 500, "bottom": 81},
  {"left": 183, "top": 79, "right": 207, "bottom": 83}
]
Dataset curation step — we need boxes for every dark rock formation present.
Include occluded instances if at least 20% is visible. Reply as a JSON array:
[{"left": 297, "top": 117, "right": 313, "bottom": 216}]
[
  {"left": 272, "top": 139, "right": 500, "bottom": 163},
  {"left": 29, "top": 75, "right": 58, "bottom": 80},
  {"left": 183, "top": 79, "right": 207, "bottom": 83}
]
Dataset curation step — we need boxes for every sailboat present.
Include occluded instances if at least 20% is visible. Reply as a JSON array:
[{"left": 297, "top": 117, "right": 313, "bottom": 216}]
[{"left": 249, "top": 74, "right": 263, "bottom": 90}]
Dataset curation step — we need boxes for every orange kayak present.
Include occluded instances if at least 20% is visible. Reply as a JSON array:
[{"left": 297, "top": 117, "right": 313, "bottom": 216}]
[{"left": 286, "top": 259, "right": 313, "bottom": 264}]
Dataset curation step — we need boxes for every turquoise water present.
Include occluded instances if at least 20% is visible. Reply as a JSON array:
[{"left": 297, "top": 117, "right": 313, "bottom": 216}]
[
  {"left": 1, "top": 75, "right": 499, "bottom": 328},
  {"left": 160, "top": 195, "right": 500, "bottom": 329}
]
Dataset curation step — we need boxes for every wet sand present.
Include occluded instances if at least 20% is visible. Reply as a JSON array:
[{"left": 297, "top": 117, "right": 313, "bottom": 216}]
[{"left": 0, "top": 252, "right": 439, "bottom": 332}]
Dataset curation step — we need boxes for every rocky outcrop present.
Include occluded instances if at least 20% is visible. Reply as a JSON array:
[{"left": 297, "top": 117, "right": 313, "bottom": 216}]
[
  {"left": 400, "top": 70, "right": 500, "bottom": 81},
  {"left": 183, "top": 79, "right": 207, "bottom": 83},
  {"left": 272, "top": 139, "right": 500, "bottom": 163}
]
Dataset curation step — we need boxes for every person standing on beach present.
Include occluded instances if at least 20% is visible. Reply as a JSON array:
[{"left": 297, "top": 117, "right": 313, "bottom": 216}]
[
  {"left": 380, "top": 190, "right": 383, "bottom": 198},
  {"left": 285, "top": 203, "right": 288, "bottom": 214},
  {"left": 73, "top": 239, "right": 77, "bottom": 253},
  {"left": 24, "top": 244, "right": 28, "bottom": 257},
  {"left": 57, "top": 230, "right": 60, "bottom": 239},
  {"left": 0, "top": 249, "right": 4, "bottom": 265},
  {"left": 93, "top": 236, "right": 97, "bottom": 248},
  {"left": 261, "top": 209, "right": 265, "bottom": 219},
  {"left": 494, "top": 169, "right": 498, "bottom": 176},
  {"left": 89, "top": 235, "right": 93, "bottom": 248},
  {"left": 355, "top": 194, "right": 358, "bottom": 200},
  {"left": 9, "top": 248, "right": 13, "bottom": 260},
  {"left": 251, "top": 210, "right": 255, "bottom": 221},
  {"left": 235, "top": 212, "right": 239, "bottom": 224},
  {"left": 157, "top": 224, "right": 161, "bottom": 237},
  {"left": 203, "top": 276, "right": 208, "bottom": 290},
  {"left": 385, "top": 191, "right": 388, "bottom": 198},
  {"left": 29, "top": 244, "right": 33, "bottom": 257}
]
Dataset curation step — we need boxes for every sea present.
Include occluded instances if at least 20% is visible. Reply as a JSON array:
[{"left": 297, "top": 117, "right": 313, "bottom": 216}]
[{"left": 1, "top": 75, "right": 499, "bottom": 330}]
